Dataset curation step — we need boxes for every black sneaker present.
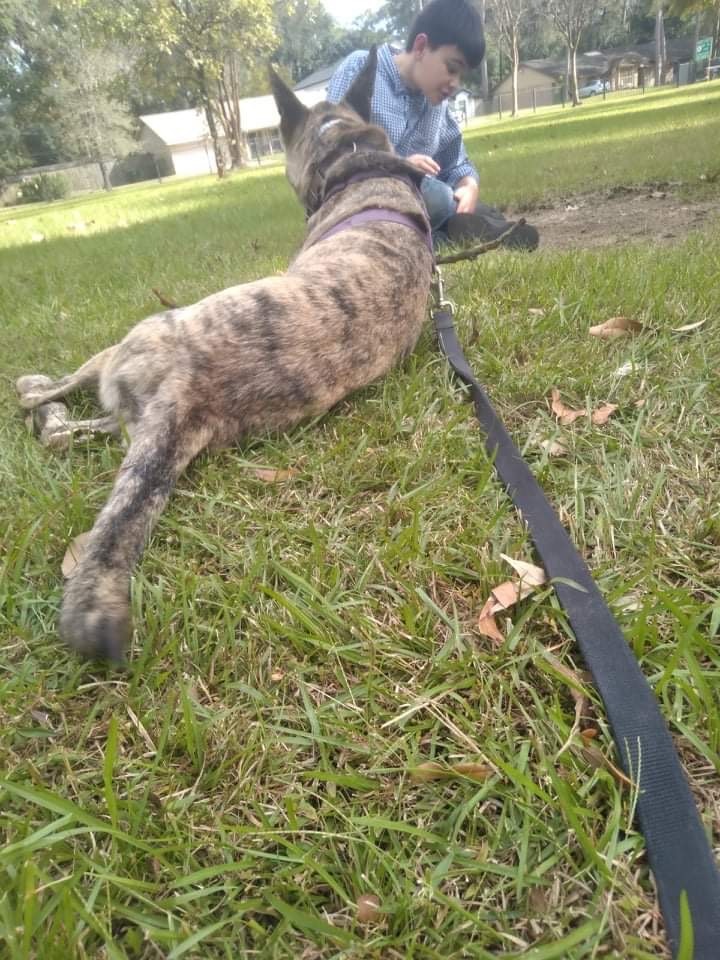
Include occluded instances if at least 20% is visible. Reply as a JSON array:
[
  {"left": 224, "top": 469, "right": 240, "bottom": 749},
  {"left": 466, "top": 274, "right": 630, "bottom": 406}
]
[{"left": 446, "top": 212, "right": 539, "bottom": 250}]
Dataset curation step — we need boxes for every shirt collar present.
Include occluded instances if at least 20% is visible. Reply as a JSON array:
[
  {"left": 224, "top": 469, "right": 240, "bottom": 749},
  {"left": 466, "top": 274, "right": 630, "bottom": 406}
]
[{"left": 379, "top": 43, "right": 421, "bottom": 99}]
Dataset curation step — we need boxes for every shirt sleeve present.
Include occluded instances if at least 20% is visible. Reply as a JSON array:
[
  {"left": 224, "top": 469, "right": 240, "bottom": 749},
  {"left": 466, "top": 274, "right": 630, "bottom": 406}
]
[
  {"left": 326, "top": 50, "right": 369, "bottom": 104},
  {"left": 434, "top": 107, "right": 479, "bottom": 189}
]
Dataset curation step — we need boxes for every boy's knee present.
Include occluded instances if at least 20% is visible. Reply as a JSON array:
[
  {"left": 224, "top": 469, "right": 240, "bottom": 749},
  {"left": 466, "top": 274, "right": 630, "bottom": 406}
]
[{"left": 420, "top": 177, "right": 457, "bottom": 231}]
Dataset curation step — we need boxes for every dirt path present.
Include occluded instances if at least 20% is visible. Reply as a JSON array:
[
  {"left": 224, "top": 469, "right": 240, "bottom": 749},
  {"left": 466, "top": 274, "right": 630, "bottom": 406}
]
[{"left": 510, "top": 184, "right": 720, "bottom": 251}]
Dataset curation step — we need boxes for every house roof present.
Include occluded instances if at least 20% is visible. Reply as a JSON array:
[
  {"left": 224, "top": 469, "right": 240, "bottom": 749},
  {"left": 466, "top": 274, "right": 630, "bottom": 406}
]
[
  {"left": 497, "top": 35, "right": 695, "bottom": 92},
  {"left": 294, "top": 61, "right": 342, "bottom": 91},
  {"left": 140, "top": 88, "right": 327, "bottom": 146}
]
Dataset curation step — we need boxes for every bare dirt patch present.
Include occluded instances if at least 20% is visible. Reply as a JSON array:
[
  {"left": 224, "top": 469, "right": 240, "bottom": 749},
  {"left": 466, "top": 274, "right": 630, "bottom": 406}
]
[{"left": 510, "top": 183, "right": 720, "bottom": 251}]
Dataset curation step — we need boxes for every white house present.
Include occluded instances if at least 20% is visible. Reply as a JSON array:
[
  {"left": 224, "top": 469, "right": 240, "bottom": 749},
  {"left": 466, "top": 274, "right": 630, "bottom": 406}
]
[{"left": 140, "top": 88, "right": 326, "bottom": 178}]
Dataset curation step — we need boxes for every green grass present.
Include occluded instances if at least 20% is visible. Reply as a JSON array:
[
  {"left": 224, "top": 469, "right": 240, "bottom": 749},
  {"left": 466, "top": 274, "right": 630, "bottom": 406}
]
[{"left": 1, "top": 82, "right": 719, "bottom": 959}]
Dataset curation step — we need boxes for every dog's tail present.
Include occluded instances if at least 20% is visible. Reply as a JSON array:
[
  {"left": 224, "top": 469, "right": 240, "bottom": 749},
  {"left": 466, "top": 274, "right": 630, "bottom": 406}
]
[{"left": 60, "top": 417, "right": 211, "bottom": 661}]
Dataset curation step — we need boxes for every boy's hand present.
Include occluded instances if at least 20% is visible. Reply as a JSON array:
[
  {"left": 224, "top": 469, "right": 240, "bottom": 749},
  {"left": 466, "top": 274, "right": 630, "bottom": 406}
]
[
  {"left": 453, "top": 178, "right": 479, "bottom": 214},
  {"left": 407, "top": 154, "right": 441, "bottom": 176}
]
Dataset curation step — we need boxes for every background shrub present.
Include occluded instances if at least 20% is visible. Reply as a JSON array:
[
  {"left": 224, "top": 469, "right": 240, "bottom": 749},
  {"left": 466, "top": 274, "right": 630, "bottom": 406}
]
[{"left": 16, "top": 172, "right": 70, "bottom": 204}]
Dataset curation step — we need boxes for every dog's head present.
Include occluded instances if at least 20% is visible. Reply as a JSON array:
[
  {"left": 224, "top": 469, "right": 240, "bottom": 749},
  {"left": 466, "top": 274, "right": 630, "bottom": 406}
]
[{"left": 269, "top": 47, "right": 391, "bottom": 214}]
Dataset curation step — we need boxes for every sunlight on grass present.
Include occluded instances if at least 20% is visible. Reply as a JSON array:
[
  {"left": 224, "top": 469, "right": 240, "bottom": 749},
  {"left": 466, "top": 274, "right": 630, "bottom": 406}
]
[{"left": 1, "top": 81, "right": 719, "bottom": 959}]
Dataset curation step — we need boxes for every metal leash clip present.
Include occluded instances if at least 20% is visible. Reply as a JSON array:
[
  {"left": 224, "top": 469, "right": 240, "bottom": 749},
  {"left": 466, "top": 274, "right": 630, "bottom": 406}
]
[{"left": 431, "top": 266, "right": 456, "bottom": 316}]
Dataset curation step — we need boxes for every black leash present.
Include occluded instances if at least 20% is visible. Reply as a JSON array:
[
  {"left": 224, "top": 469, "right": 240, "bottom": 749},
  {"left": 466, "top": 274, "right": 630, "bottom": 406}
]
[{"left": 432, "top": 272, "right": 720, "bottom": 957}]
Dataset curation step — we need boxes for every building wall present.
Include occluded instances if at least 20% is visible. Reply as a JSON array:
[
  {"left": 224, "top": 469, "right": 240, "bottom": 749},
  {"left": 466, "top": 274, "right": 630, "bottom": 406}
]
[{"left": 170, "top": 142, "right": 217, "bottom": 177}]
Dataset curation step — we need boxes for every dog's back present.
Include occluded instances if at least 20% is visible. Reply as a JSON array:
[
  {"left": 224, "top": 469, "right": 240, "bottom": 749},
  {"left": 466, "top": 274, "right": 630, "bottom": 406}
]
[{"left": 18, "top": 48, "right": 435, "bottom": 660}]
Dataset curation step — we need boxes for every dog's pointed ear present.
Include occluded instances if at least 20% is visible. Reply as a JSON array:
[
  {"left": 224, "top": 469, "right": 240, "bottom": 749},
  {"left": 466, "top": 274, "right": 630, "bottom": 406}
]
[
  {"left": 269, "top": 65, "right": 309, "bottom": 145},
  {"left": 342, "top": 46, "right": 378, "bottom": 123}
]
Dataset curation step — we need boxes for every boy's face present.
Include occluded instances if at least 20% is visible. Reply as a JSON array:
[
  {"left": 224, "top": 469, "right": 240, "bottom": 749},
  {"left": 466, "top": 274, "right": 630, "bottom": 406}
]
[{"left": 411, "top": 36, "right": 468, "bottom": 105}]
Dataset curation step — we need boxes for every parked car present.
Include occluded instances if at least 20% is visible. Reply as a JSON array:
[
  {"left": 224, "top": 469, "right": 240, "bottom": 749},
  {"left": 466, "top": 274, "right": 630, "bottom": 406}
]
[
  {"left": 579, "top": 78, "right": 610, "bottom": 98},
  {"left": 707, "top": 58, "right": 720, "bottom": 80}
]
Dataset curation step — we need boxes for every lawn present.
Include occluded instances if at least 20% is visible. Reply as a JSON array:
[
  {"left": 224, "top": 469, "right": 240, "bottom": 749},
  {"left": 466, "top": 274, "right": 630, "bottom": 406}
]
[{"left": 1, "top": 82, "right": 719, "bottom": 959}]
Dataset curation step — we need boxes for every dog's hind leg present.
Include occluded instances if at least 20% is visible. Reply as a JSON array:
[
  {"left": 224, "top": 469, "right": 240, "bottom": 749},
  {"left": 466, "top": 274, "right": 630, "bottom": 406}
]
[
  {"left": 30, "top": 404, "right": 121, "bottom": 450},
  {"left": 59, "top": 411, "right": 212, "bottom": 661},
  {"left": 16, "top": 346, "right": 118, "bottom": 409}
]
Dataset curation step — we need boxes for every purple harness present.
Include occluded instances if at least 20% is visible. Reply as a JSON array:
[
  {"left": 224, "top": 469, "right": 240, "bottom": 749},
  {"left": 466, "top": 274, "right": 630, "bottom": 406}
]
[{"left": 309, "top": 171, "right": 434, "bottom": 258}]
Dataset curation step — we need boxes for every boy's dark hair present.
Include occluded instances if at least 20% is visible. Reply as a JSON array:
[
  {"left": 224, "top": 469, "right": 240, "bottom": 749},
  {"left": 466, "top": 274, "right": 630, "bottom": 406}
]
[{"left": 406, "top": 0, "right": 485, "bottom": 68}]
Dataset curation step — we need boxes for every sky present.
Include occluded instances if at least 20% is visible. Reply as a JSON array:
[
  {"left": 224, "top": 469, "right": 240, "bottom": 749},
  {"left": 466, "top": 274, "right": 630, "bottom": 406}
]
[{"left": 320, "top": 0, "right": 384, "bottom": 27}]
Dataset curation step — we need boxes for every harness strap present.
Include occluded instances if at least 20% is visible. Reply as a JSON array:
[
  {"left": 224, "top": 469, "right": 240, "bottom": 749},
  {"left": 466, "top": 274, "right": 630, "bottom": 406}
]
[
  {"left": 434, "top": 306, "right": 720, "bottom": 958},
  {"left": 312, "top": 207, "right": 434, "bottom": 256}
]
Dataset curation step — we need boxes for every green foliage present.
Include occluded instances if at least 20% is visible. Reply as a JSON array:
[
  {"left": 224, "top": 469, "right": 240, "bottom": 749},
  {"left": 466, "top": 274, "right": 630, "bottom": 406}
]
[
  {"left": 0, "top": 112, "right": 28, "bottom": 186},
  {"left": 15, "top": 171, "right": 69, "bottom": 203},
  {"left": 0, "top": 83, "right": 719, "bottom": 957}
]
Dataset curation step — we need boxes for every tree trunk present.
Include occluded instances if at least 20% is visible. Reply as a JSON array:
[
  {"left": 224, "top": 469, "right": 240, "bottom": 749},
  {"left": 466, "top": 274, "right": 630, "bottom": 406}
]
[
  {"left": 511, "top": 30, "right": 520, "bottom": 116},
  {"left": 571, "top": 44, "right": 580, "bottom": 106},
  {"left": 655, "top": 7, "right": 666, "bottom": 86},
  {"left": 197, "top": 64, "right": 225, "bottom": 178},
  {"left": 98, "top": 158, "right": 111, "bottom": 191},
  {"left": 478, "top": 0, "right": 489, "bottom": 100}
]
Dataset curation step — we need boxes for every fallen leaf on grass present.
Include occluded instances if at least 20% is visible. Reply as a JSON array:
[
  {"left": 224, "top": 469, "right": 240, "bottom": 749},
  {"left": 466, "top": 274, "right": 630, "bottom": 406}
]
[
  {"left": 477, "top": 556, "right": 547, "bottom": 643},
  {"left": 410, "top": 761, "right": 493, "bottom": 783},
  {"left": 62, "top": 531, "right": 92, "bottom": 578},
  {"left": 590, "top": 403, "right": 619, "bottom": 426},
  {"left": 579, "top": 743, "right": 635, "bottom": 788},
  {"left": 672, "top": 319, "right": 707, "bottom": 333},
  {"left": 528, "top": 307, "right": 545, "bottom": 317},
  {"left": 539, "top": 439, "right": 568, "bottom": 457},
  {"left": 477, "top": 596, "right": 506, "bottom": 644},
  {"left": 30, "top": 232, "right": 45, "bottom": 243},
  {"left": 551, "top": 390, "right": 619, "bottom": 428},
  {"left": 356, "top": 894, "right": 381, "bottom": 923},
  {"left": 500, "top": 555, "right": 547, "bottom": 587},
  {"left": 550, "top": 389, "right": 586, "bottom": 425},
  {"left": 252, "top": 468, "right": 298, "bottom": 483},
  {"left": 588, "top": 316, "right": 643, "bottom": 339}
]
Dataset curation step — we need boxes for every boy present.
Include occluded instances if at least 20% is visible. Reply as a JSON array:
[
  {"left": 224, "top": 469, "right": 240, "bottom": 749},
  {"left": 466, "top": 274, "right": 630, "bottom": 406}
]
[{"left": 326, "top": 0, "right": 539, "bottom": 250}]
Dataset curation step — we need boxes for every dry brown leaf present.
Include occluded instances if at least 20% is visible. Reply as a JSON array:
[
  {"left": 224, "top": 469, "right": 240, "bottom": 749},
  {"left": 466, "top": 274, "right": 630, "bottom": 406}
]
[
  {"left": 588, "top": 316, "right": 643, "bottom": 339},
  {"left": 591, "top": 403, "right": 619, "bottom": 426},
  {"left": 451, "top": 762, "right": 493, "bottom": 782},
  {"left": 477, "top": 596, "right": 505, "bottom": 645},
  {"left": 410, "top": 761, "right": 447, "bottom": 782},
  {"left": 550, "top": 388, "right": 586, "bottom": 425},
  {"left": 490, "top": 580, "right": 527, "bottom": 611},
  {"left": 528, "top": 887, "right": 551, "bottom": 913},
  {"left": 252, "top": 467, "right": 297, "bottom": 483},
  {"left": 543, "top": 650, "right": 592, "bottom": 701},
  {"left": 528, "top": 307, "right": 545, "bottom": 317},
  {"left": 62, "top": 531, "right": 92, "bottom": 578},
  {"left": 539, "top": 439, "right": 568, "bottom": 457},
  {"left": 581, "top": 727, "right": 599, "bottom": 740},
  {"left": 410, "top": 760, "right": 492, "bottom": 783},
  {"left": 580, "top": 744, "right": 635, "bottom": 788},
  {"left": 356, "top": 893, "right": 381, "bottom": 923},
  {"left": 500, "top": 555, "right": 547, "bottom": 587}
]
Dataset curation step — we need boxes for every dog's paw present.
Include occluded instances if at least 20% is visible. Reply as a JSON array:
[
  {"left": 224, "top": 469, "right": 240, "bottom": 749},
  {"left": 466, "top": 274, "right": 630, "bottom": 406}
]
[
  {"left": 16, "top": 374, "right": 53, "bottom": 409},
  {"left": 60, "top": 590, "right": 130, "bottom": 663}
]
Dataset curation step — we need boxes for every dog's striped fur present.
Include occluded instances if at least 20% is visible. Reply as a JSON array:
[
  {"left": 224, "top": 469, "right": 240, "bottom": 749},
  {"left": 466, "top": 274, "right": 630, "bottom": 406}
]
[{"left": 16, "top": 49, "right": 434, "bottom": 660}]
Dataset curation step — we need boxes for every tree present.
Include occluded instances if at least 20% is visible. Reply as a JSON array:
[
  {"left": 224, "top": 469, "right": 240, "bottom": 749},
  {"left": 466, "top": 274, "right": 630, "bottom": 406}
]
[
  {"left": 0, "top": 110, "right": 28, "bottom": 187},
  {"left": 543, "top": 0, "right": 603, "bottom": 105},
  {"left": 69, "top": 0, "right": 276, "bottom": 175},
  {"left": 272, "top": 0, "right": 338, "bottom": 82},
  {"left": 667, "top": 0, "right": 720, "bottom": 60},
  {"left": 368, "top": 0, "right": 425, "bottom": 38},
  {"left": 50, "top": 45, "right": 135, "bottom": 189},
  {"left": 489, "top": 0, "right": 537, "bottom": 115}
]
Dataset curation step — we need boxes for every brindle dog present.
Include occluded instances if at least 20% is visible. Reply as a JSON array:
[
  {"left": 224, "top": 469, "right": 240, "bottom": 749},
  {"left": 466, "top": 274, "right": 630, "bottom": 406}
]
[{"left": 15, "top": 49, "right": 434, "bottom": 661}]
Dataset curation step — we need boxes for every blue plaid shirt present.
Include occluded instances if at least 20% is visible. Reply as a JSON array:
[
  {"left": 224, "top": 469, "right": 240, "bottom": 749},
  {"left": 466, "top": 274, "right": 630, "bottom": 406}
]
[{"left": 326, "top": 44, "right": 478, "bottom": 190}]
